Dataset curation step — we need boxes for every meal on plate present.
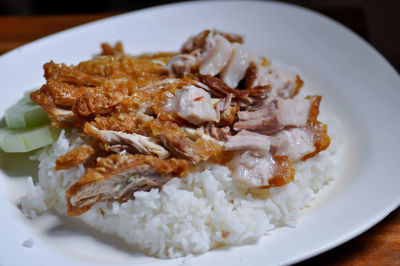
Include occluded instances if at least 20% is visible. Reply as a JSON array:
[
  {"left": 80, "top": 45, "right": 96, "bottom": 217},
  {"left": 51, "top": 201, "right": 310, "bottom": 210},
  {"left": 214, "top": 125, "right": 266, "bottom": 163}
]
[{"left": 0, "top": 30, "right": 340, "bottom": 258}]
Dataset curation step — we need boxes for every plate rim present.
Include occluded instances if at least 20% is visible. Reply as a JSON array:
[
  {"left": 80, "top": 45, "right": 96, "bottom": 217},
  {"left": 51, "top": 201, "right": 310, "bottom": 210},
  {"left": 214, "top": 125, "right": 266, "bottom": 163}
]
[{"left": 0, "top": 1, "right": 399, "bottom": 265}]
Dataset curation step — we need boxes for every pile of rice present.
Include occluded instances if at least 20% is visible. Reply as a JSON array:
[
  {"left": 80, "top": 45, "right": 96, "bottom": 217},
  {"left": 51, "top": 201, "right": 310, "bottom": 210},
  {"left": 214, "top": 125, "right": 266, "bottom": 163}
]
[{"left": 21, "top": 116, "right": 341, "bottom": 258}]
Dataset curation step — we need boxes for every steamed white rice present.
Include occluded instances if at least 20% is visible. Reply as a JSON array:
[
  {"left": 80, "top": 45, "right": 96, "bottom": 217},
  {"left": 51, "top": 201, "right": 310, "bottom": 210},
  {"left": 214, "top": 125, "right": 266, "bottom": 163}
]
[{"left": 21, "top": 117, "right": 341, "bottom": 258}]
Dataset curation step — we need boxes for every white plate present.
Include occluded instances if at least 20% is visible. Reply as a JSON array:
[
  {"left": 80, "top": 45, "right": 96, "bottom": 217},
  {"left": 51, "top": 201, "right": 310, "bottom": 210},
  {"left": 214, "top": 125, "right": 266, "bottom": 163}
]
[{"left": 0, "top": 1, "right": 399, "bottom": 265}]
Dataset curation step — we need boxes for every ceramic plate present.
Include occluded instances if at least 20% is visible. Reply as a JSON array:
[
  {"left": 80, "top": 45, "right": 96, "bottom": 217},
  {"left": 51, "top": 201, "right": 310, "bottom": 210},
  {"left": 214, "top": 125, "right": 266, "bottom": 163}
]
[{"left": 0, "top": 1, "right": 399, "bottom": 265}]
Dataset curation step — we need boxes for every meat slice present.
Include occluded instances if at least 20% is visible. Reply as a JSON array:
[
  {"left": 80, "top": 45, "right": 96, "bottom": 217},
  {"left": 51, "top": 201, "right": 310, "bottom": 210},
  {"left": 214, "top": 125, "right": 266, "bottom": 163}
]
[
  {"left": 181, "top": 29, "right": 243, "bottom": 54},
  {"left": 166, "top": 54, "right": 198, "bottom": 77},
  {"left": 180, "top": 30, "right": 249, "bottom": 88},
  {"left": 220, "top": 44, "right": 252, "bottom": 88},
  {"left": 271, "top": 128, "right": 314, "bottom": 162},
  {"left": 168, "top": 85, "right": 218, "bottom": 125},
  {"left": 89, "top": 111, "right": 226, "bottom": 164},
  {"left": 213, "top": 94, "right": 239, "bottom": 126},
  {"left": 84, "top": 123, "right": 170, "bottom": 159},
  {"left": 65, "top": 154, "right": 188, "bottom": 216},
  {"left": 149, "top": 119, "right": 226, "bottom": 164},
  {"left": 199, "top": 33, "right": 235, "bottom": 76},
  {"left": 224, "top": 130, "right": 271, "bottom": 155},
  {"left": 234, "top": 96, "right": 319, "bottom": 135},
  {"left": 271, "top": 120, "right": 330, "bottom": 162},
  {"left": 301, "top": 120, "right": 330, "bottom": 160},
  {"left": 228, "top": 151, "right": 294, "bottom": 188},
  {"left": 200, "top": 123, "right": 231, "bottom": 142},
  {"left": 181, "top": 30, "right": 211, "bottom": 54},
  {"left": 197, "top": 74, "right": 253, "bottom": 104},
  {"left": 55, "top": 144, "right": 96, "bottom": 170},
  {"left": 244, "top": 61, "right": 303, "bottom": 100},
  {"left": 40, "top": 105, "right": 75, "bottom": 128}
]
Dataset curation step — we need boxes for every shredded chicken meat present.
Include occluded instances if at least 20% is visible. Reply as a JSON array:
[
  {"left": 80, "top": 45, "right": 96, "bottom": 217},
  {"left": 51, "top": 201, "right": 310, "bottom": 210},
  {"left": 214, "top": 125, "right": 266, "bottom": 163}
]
[
  {"left": 31, "top": 30, "right": 330, "bottom": 216},
  {"left": 66, "top": 154, "right": 188, "bottom": 216}
]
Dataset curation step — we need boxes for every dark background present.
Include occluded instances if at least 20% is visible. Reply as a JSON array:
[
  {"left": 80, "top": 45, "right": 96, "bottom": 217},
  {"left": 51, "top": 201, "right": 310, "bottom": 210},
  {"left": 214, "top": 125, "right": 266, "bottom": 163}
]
[{"left": 1, "top": 0, "right": 399, "bottom": 72}]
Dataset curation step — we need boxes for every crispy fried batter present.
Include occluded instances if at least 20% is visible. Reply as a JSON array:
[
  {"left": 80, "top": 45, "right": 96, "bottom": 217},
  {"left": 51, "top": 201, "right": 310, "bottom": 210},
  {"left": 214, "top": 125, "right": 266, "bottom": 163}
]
[
  {"left": 55, "top": 144, "right": 96, "bottom": 170},
  {"left": 66, "top": 154, "right": 188, "bottom": 216},
  {"left": 148, "top": 119, "right": 226, "bottom": 164},
  {"left": 31, "top": 53, "right": 176, "bottom": 127}
]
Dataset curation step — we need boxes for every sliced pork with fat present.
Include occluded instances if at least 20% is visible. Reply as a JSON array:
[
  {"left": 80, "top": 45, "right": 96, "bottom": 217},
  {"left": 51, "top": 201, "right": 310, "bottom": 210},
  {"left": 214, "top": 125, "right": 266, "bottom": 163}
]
[
  {"left": 228, "top": 151, "right": 294, "bottom": 188},
  {"left": 167, "top": 85, "right": 218, "bottom": 125},
  {"left": 224, "top": 130, "right": 272, "bottom": 155},
  {"left": 166, "top": 54, "right": 198, "bottom": 77},
  {"left": 272, "top": 128, "right": 315, "bottom": 162},
  {"left": 220, "top": 44, "right": 252, "bottom": 88},
  {"left": 244, "top": 61, "right": 303, "bottom": 100},
  {"left": 199, "top": 34, "right": 234, "bottom": 76},
  {"left": 235, "top": 96, "right": 319, "bottom": 134},
  {"left": 178, "top": 30, "right": 251, "bottom": 89}
]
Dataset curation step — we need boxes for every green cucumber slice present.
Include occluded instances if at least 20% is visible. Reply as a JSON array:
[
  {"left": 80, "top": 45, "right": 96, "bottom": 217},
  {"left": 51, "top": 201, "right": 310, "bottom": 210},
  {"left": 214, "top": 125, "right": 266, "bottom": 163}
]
[
  {"left": 0, "top": 124, "right": 60, "bottom": 153},
  {"left": 5, "top": 99, "right": 49, "bottom": 128}
]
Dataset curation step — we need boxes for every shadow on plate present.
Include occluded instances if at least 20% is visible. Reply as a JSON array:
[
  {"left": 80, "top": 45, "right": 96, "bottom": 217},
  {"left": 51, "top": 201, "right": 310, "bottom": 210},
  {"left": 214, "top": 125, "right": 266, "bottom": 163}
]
[
  {"left": 0, "top": 149, "right": 39, "bottom": 180},
  {"left": 44, "top": 210, "right": 147, "bottom": 258}
]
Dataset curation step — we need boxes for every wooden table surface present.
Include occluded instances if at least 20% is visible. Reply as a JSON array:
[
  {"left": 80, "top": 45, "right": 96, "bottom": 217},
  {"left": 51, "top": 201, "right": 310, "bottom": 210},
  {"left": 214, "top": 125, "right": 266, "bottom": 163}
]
[{"left": 0, "top": 14, "right": 399, "bottom": 265}]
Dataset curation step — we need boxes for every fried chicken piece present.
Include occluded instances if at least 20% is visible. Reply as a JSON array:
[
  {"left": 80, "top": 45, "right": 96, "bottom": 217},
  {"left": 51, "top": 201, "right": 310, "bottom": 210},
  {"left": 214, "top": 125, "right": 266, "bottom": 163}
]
[
  {"left": 87, "top": 112, "right": 151, "bottom": 134},
  {"left": 84, "top": 111, "right": 226, "bottom": 164},
  {"left": 84, "top": 123, "right": 170, "bottom": 159},
  {"left": 30, "top": 53, "right": 176, "bottom": 128},
  {"left": 72, "top": 90, "right": 151, "bottom": 121},
  {"left": 148, "top": 118, "right": 226, "bottom": 164},
  {"left": 66, "top": 154, "right": 188, "bottom": 216},
  {"left": 55, "top": 144, "right": 96, "bottom": 170}
]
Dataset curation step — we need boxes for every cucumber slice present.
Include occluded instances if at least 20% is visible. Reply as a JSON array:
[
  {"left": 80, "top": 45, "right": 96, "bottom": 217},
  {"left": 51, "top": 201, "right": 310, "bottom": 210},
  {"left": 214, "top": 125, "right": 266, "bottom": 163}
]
[
  {"left": 5, "top": 99, "right": 49, "bottom": 128},
  {"left": 0, "top": 124, "right": 60, "bottom": 153}
]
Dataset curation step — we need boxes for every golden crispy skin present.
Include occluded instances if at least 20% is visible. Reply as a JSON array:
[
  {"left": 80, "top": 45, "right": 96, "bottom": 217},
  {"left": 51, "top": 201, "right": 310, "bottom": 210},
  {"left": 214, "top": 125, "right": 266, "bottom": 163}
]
[
  {"left": 30, "top": 53, "right": 177, "bottom": 127},
  {"left": 87, "top": 112, "right": 147, "bottom": 134},
  {"left": 147, "top": 118, "right": 228, "bottom": 164},
  {"left": 261, "top": 155, "right": 295, "bottom": 189},
  {"left": 55, "top": 144, "right": 96, "bottom": 170},
  {"left": 84, "top": 112, "right": 228, "bottom": 164},
  {"left": 66, "top": 154, "right": 188, "bottom": 216},
  {"left": 242, "top": 62, "right": 303, "bottom": 100},
  {"left": 301, "top": 95, "right": 331, "bottom": 160}
]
